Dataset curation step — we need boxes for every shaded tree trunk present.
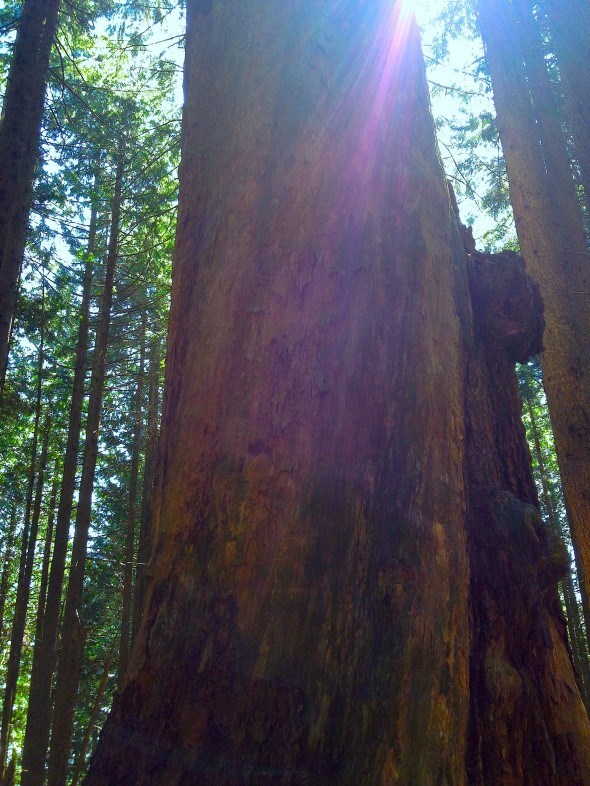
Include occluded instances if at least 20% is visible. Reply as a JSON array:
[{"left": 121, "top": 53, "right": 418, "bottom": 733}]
[
  {"left": 20, "top": 203, "right": 97, "bottom": 786},
  {"left": 543, "top": 0, "right": 590, "bottom": 212},
  {"left": 34, "top": 458, "right": 61, "bottom": 646},
  {"left": 47, "top": 145, "right": 125, "bottom": 786},
  {"left": 0, "top": 504, "right": 19, "bottom": 646},
  {"left": 0, "top": 304, "right": 46, "bottom": 773},
  {"left": 0, "top": 0, "right": 61, "bottom": 387},
  {"left": 0, "top": 411, "right": 51, "bottom": 774},
  {"left": 525, "top": 399, "right": 590, "bottom": 701},
  {"left": 86, "top": 2, "right": 590, "bottom": 784},
  {"left": 118, "top": 310, "right": 146, "bottom": 686},
  {"left": 131, "top": 329, "right": 161, "bottom": 642},
  {"left": 478, "top": 0, "right": 590, "bottom": 663},
  {"left": 513, "top": 0, "right": 590, "bottom": 308},
  {"left": 70, "top": 650, "right": 113, "bottom": 786}
]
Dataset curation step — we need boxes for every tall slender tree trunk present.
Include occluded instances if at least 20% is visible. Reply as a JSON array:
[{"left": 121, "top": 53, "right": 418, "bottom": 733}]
[
  {"left": 513, "top": 0, "right": 590, "bottom": 312},
  {"left": 543, "top": 0, "right": 590, "bottom": 211},
  {"left": 70, "top": 650, "right": 113, "bottom": 786},
  {"left": 47, "top": 146, "right": 125, "bottom": 786},
  {"left": 0, "top": 504, "right": 19, "bottom": 646},
  {"left": 86, "top": 2, "right": 590, "bottom": 784},
  {"left": 0, "top": 412, "right": 51, "bottom": 774},
  {"left": 0, "top": 0, "right": 61, "bottom": 387},
  {"left": 525, "top": 398, "right": 590, "bottom": 702},
  {"left": 131, "top": 330, "right": 161, "bottom": 642},
  {"left": 20, "top": 203, "right": 98, "bottom": 786},
  {"left": 0, "top": 296, "right": 46, "bottom": 773},
  {"left": 118, "top": 311, "right": 146, "bottom": 686},
  {"left": 478, "top": 0, "right": 590, "bottom": 652},
  {"left": 34, "top": 458, "right": 60, "bottom": 651}
]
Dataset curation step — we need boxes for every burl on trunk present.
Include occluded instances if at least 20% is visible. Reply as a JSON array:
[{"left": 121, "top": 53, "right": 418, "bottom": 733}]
[{"left": 85, "top": 2, "right": 590, "bottom": 784}]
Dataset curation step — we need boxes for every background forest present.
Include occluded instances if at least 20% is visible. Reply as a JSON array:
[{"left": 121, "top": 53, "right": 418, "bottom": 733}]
[{"left": 0, "top": 0, "right": 588, "bottom": 783}]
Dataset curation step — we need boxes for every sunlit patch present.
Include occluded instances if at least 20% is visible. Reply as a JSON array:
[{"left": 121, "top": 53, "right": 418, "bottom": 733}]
[{"left": 397, "top": 0, "right": 418, "bottom": 22}]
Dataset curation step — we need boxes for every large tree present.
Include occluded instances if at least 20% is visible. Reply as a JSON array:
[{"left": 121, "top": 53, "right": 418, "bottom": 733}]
[{"left": 85, "top": 1, "right": 590, "bottom": 783}]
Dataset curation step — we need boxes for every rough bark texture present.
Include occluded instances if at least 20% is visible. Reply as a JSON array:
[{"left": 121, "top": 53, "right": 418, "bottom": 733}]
[
  {"left": 0, "top": 0, "right": 61, "bottom": 386},
  {"left": 478, "top": 0, "right": 590, "bottom": 661},
  {"left": 85, "top": 2, "right": 590, "bottom": 784}
]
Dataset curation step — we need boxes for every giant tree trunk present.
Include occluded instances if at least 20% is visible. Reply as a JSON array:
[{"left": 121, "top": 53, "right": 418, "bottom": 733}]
[
  {"left": 85, "top": 2, "right": 590, "bottom": 784},
  {"left": 20, "top": 205, "right": 97, "bottom": 786},
  {"left": 0, "top": 0, "right": 61, "bottom": 388},
  {"left": 477, "top": 0, "right": 590, "bottom": 653}
]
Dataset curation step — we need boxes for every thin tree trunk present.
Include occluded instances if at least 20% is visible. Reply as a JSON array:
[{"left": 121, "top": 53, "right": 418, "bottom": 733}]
[
  {"left": 543, "top": 0, "right": 590, "bottom": 212},
  {"left": 20, "top": 205, "right": 97, "bottom": 786},
  {"left": 118, "top": 311, "right": 146, "bottom": 686},
  {"left": 0, "top": 297, "right": 46, "bottom": 773},
  {"left": 47, "top": 145, "right": 125, "bottom": 786},
  {"left": 131, "top": 330, "right": 161, "bottom": 643},
  {"left": 70, "top": 650, "right": 113, "bottom": 786},
  {"left": 0, "top": 504, "right": 19, "bottom": 645},
  {"left": 0, "top": 0, "right": 61, "bottom": 388},
  {"left": 35, "top": 459, "right": 60, "bottom": 648},
  {"left": 526, "top": 398, "right": 590, "bottom": 701},
  {"left": 478, "top": 0, "right": 590, "bottom": 656},
  {"left": 0, "top": 411, "right": 51, "bottom": 774}
]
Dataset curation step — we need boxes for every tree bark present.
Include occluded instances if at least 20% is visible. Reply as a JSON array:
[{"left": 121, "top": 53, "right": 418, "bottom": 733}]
[
  {"left": 525, "top": 399, "right": 590, "bottom": 704},
  {"left": 0, "top": 0, "right": 61, "bottom": 388},
  {"left": 20, "top": 203, "right": 97, "bottom": 786},
  {"left": 0, "top": 305, "right": 47, "bottom": 774},
  {"left": 0, "top": 411, "right": 51, "bottom": 775},
  {"left": 47, "top": 145, "right": 124, "bottom": 786},
  {"left": 512, "top": 0, "right": 590, "bottom": 319},
  {"left": 0, "top": 504, "right": 19, "bottom": 646},
  {"left": 131, "top": 330, "right": 161, "bottom": 642},
  {"left": 118, "top": 310, "right": 146, "bottom": 686},
  {"left": 478, "top": 0, "right": 590, "bottom": 662},
  {"left": 543, "top": 0, "right": 590, "bottom": 212},
  {"left": 85, "top": 2, "right": 590, "bottom": 784},
  {"left": 70, "top": 650, "right": 113, "bottom": 786}
]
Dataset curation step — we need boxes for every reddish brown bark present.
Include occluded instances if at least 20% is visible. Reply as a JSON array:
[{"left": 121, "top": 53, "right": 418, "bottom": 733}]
[{"left": 85, "top": 2, "right": 590, "bottom": 784}]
